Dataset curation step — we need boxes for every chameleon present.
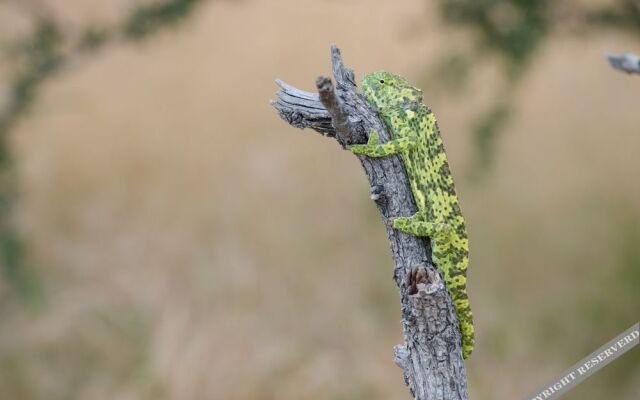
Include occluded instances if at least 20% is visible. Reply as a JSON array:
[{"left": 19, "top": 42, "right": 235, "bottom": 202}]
[{"left": 349, "top": 71, "right": 474, "bottom": 359}]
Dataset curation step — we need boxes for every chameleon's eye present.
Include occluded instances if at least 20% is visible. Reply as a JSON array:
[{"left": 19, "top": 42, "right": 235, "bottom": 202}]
[{"left": 379, "top": 80, "right": 385, "bottom": 84}]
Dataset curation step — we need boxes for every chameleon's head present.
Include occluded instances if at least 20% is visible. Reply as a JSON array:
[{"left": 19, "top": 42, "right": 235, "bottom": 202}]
[{"left": 361, "top": 71, "right": 423, "bottom": 111}]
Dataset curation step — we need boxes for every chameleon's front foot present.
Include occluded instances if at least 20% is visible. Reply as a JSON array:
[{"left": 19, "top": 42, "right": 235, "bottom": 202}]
[
  {"left": 349, "top": 129, "right": 416, "bottom": 157},
  {"left": 349, "top": 129, "right": 381, "bottom": 156}
]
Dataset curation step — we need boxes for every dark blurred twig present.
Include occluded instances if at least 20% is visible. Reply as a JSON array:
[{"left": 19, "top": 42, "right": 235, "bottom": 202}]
[{"left": 272, "top": 45, "right": 469, "bottom": 400}]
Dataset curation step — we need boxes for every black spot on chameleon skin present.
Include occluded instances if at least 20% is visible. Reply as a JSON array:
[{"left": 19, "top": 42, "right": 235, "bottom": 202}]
[
  {"left": 448, "top": 241, "right": 467, "bottom": 257},
  {"left": 432, "top": 247, "right": 448, "bottom": 258}
]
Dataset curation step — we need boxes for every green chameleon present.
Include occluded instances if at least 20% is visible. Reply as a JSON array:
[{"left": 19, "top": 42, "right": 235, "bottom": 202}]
[{"left": 350, "top": 71, "right": 474, "bottom": 359}]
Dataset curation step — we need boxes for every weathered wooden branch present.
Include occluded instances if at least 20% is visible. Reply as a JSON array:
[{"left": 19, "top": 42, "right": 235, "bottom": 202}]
[
  {"left": 272, "top": 45, "right": 469, "bottom": 400},
  {"left": 606, "top": 52, "right": 640, "bottom": 75}
]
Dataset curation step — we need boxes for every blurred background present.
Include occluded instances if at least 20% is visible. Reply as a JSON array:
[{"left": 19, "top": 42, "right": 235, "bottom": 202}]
[{"left": 0, "top": 0, "right": 638, "bottom": 399}]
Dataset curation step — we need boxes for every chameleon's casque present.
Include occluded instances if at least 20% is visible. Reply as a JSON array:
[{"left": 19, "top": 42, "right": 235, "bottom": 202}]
[{"left": 352, "top": 71, "right": 474, "bottom": 358}]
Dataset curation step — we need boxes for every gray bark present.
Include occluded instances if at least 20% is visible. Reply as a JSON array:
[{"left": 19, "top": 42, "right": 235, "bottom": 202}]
[{"left": 271, "top": 45, "right": 469, "bottom": 400}]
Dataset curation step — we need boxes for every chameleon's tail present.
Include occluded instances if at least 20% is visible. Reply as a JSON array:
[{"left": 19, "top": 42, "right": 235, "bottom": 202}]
[
  {"left": 441, "top": 257, "right": 474, "bottom": 359},
  {"left": 456, "top": 298, "right": 475, "bottom": 359}
]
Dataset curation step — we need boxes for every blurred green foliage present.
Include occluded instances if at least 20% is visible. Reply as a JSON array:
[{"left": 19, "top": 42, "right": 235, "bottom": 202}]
[
  {"left": 0, "top": 0, "right": 208, "bottom": 305},
  {"left": 440, "top": 0, "right": 549, "bottom": 75},
  {"left": 78, "top": 28, "right": 111, "bottom": 52},
  {"left": 0, "top": 21, "right": 62, "bottom": 138},
  {"left": 535, "top": 216, "right": 640, "bottom": 399},
  {"left": 431, "top": 53, "right": 470, "bottom": 94},
  {"left": 587, "top": 0, "right": 640, "bottom": 33},
  {"left": 0, "top": 20, "right": 63, "bottom": 305},
  {"left": 0, "top": 223, "right": 42, "bottom": 306},
  {"left": 124, "top": 0, "right": 203, "bottom": 39},
  {"left": 0, "top": 307, "right": 155, "bottom": 399},
  {"left": 434, "top": 0, "right": 640, "bottom": 178},
  {"left": 468, "top": 102, "right": 510, "bottom": 178}
]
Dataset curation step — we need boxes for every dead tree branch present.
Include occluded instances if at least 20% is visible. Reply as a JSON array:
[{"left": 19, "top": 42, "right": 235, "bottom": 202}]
[
  {"left": 607, "top": 52, "right": 640, "bottom": 74},
  {"left": 272, "top": 45, "right": 469, "bottom": 400}
]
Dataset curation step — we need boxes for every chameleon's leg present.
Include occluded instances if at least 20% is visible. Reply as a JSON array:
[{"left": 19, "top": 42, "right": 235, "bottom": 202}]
[
  {"left": 393, "top": 215, "right": 454, "bottom": 278},
  {"left": 392, "top": 212, "right": 451, "bottom": 238},
  {"left": 349, "top": 129, "right": 419, "bottom": 158}
]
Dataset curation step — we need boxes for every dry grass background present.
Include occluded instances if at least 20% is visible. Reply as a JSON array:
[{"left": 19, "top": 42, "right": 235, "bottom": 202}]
[{"left": 0, "top": 0, "right": 639, "bottom": 399}]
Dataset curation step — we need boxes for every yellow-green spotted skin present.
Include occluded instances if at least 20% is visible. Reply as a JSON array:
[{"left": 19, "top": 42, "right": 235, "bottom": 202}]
[{"left": 351, "top": 71, "right": 474, "bottom": 359}]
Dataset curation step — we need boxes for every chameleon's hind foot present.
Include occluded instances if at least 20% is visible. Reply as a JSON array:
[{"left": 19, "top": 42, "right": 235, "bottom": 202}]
[{"left": 393, "top": 213, "right": 451, "bottom": 238}]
